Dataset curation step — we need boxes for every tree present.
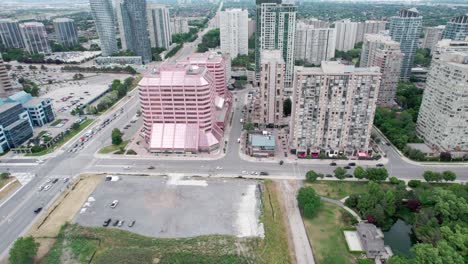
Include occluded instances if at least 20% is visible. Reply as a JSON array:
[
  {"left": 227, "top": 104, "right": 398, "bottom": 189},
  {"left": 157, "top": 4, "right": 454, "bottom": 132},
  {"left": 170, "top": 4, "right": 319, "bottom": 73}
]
[
  {"left": 366, "top": 168, "right": 388, "bottom": 182},
  {"left": 297, "top": 187, "right": 321, "bottom": 218},
  {"left": 243, "top": 122, "right": 254, "bottom": 131},
  {"left": 383, "top": 190, "right": 396, "bottom": 216},
  {"left": 334, "top": 167, "right": 346, "bottom": 180},
  {"left": 353, "top": 166, "right": 366, "bottom": 179},
  {"left": 305, "top": 170, "right": 321, "bottom": 182},
  {"left": 0, "top": 172, "right": 10, "bottom": 180},
  {"left": 408, "top": 180, "right": 421, "bottom": 188},
  {"left": 9, "top": 236, "right": 39, "bottom": 264},
  {"left": 283, "top": 98, "right": 292, "bottom": 117},
  {"left": 111, "top": 128, "right": 123, "bottom": 145},
  {"left": 442, "top": 171, "right": 456, "bottom": 182},
  {"left": 71, "top": 122, "right": 80, "bottom": 130},
  {"left": 423, "top": 171, "right": 442, "bottom": 182},
  {"left": 344, "top": 194, "right": 360, "bottom": 208}
]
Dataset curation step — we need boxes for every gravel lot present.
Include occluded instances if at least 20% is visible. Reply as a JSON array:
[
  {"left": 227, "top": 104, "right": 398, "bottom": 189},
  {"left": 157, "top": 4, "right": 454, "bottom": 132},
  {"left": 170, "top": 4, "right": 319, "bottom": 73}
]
[{"left": 74, "top": 175, "right": 264, "bottom": 238}]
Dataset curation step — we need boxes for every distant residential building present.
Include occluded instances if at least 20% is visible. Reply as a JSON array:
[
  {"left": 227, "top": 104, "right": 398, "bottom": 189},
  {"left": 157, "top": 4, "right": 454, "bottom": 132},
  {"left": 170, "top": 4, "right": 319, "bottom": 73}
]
[
  {"left": 300, "top": 18, "right": 330, "bottom": 29},
  {"left": 416, "top": 52, "right": 468, "bottom": 153},
  {"left": 260, "top": 50, "right": 284, "bottom": 126},
  {"left": 220, "top": 8, "right": 248, "bottom": 59},
  {"left": 170, "top": 17, "right": 189, "bottom": 34},
  {"left": 177, "top": 52, "right": 229, "bottom": 98},
  {"left": 256, "top": 0, "right": 297, "bottom": 92},
  {"left": 356, "top": 20, "right": 387, "bottom": 43},
  {"left": 442, "top": 14, "right": 468, "bottom": 41},
  {"left": 115, "top": 0, "right": 152, "bottom": 63},
  {"left": 334, "top": 19, "right": 359, "bottom": 51},
  {"left": 95, "top": 56, "right": 143, "bottom": 65},
  {"left": 248, "top": 18, "right": 256, "bottom": 38},
  {"left": 0, "top": 54, "right": 14, "bottom": 98},
  {"left": 421, "top": 25, "right": 445, "bottom": 51},
  {"left": 360, "top": 34, "right": 403, "bottom": 106},
  {"left": 0, "top": 19, "right": 25, "bottom": 49},
  {"left": 0, "top": 102, "right": 33, "bottom": 153},
  {"left": 177, "top": 0, "right": 191, "bottom": 5},
  {"left": 19, "top": 22, "right": 51, "bottom": 54},
  {"left": 53, "top": 18, "right": 79, "bottom": 47},
  {"left": 147, "top": 4, "right": 171, "bottom": 49},
  {"left": 291, "top": 62, "right": 381, "bottom": 156},
  {"left": 138, "top": 64, "right": 223, "bottom": 153},
  {"left": 294, "top": 21, "right": 335, "bottom": 66},
  {"left": 89, "top": 0, "right": 118, "bottom": 56},
  {"left": 389, "top": 8, "right": 423, "bottom": 80},
  {"left": 433, "top": 38, "right": 468, "bottom": 60},
  {"left": 4, "top": 91, "right": 55, "bottom": 127}
]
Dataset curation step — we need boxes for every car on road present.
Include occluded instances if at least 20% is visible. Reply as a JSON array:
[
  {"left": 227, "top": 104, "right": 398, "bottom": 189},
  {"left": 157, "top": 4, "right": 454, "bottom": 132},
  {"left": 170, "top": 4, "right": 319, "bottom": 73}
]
[
  {"left": 251, "top": 171, "right": 258, "bottom": 175},
  {"left": 345, "top": 174, "right": 353, "bottom": 178},
  {"left": 216, "top": 166, "right": 223, "bottom": 170},
  {"left": 376, "top": 163, "right": 384, "bottom": 167},
  {"left": 117, "top": 220, "right": 124, "bottom": 227},
  {"left": 110, "top": 200, "right": 119, "bottom": 208},
  {"left": 241, "top": 170, "right": 248, "bottom": 175},
  {"left": 34, "top": 207, "right": 43, "bottom": 214},
  {"left": 113, "top": 220, "right": 119, "bottom": 226},
  {"left": 279, "top": 160, "right": 284, "bottom": 165},
  {"left": 128, "top": 220, "right": 136, "bottom": 227},
  {"left": 45, "top": 178, "right": 52, "bottom": 183},
  {"left": 260, "top": 172, "right": 269, "bottom": 175},
  {"left": 103, "top": 218, "right": 111, "bottom": 227},
  {"left": 123, "top": 166, "right": 131, "bottom": 170},
  {"left": 147, "top": 166, "right": 155, "bottom": 170},
  {"left": 44, "top": 184, "right": 52, "bottom": 191},
  {"left": 330, "top": 162, "right": 337, "bottom": 166},
  {"left": 348, "top": 162, "right": 356, "bottom": 166},
  {"left": 325, "top": 174, "right": 333, "bottom": 178},
  {"left": 38, "top": 186, "right": 44, "bottom": 192},
  {"left": 344, "top": 166, "right": 352, "bottom": 170},
  {"left": 52, "top": 178, "right": 59, "bottom": 184},
  {"left": 64, "top": 177, "right": 69, "bottom": 183}
]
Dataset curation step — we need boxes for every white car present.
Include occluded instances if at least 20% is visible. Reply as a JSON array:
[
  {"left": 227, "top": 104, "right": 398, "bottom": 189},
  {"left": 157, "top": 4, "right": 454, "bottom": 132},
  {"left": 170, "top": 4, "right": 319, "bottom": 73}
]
[
  {"left": 216, "top": 166, "right": 223, "bottom": 170},
  {"left": 110, "top": 200, "right": 119, "bottom": 208},
  {"left": 43, "top": 184, "right": 52, "bottom": 191},
  {"left": 123, "top": 166, "right": 131, "bottom": 170},
  {"left": 241, "top": 170, "right": 248, "bottom": 175}
]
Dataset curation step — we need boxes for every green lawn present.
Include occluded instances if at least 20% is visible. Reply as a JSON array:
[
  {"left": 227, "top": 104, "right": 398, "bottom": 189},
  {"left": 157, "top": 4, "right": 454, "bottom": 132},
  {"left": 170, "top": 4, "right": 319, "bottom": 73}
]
[
  {"left": 98, "top": 140, "right": 129, "bottom": 154},
  {"left": 50, "top": 119, "right": 63, "bottom": 127},
  {"left": 0, "top": 176, "right": 13, "bottom": 189},
  {"left": 305, "top": 180, "right": 395, "bottom": 200},
  {"left": 27, "top": 119, "right": 94, "bottom": 156},
  {"left": 303, "top": 203, "right": 358, "bottom": 264}
]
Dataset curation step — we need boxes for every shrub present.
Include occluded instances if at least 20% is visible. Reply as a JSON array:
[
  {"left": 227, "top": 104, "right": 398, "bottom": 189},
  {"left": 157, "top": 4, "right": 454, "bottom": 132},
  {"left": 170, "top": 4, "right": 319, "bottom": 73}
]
[
  {"left": 389, "top": 177, "right": 400, "bottom": 185},
  {"left": 297, "top": 187, "right": 321, "bottom": 219},
  {"left": 305, "top": 170, "right": 319, "bottom": 182},
  {"left": 408, "top": 180, "right": 421, "bottom": 188}
]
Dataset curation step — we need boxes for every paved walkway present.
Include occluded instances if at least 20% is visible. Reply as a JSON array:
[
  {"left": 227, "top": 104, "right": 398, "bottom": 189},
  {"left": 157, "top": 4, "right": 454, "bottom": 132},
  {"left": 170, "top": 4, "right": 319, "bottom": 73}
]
[
  {"left": 320, "top": 196, "right": 362, "bottom": 222},
  {"left": 279, "top": 180, "right": 315, "bottom": 264}
]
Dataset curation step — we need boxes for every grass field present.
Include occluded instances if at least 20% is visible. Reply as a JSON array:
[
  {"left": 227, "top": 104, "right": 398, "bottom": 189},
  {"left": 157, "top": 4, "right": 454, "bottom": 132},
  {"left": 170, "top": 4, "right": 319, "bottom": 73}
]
[
  {"left": 27, "top": 119, "right": 94, "bottom": 156},
  {"left": 40, "top": 180, "right": 292, "bottom": 264},
  {"left": 305, "top": 181, "right": 395, "bottom": 200},
  {"left": 303, "top": 203, "right": 359, "bottom": 264},
  {"left": 98, "top": 140, "right": 129, "bottom": 154}
]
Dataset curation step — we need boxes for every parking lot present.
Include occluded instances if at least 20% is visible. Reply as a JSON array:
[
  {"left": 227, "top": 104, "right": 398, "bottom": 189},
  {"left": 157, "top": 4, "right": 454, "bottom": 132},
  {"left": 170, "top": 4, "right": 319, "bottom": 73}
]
[{"left": 74, "top": 175, "right": 264, "bottom": 238}]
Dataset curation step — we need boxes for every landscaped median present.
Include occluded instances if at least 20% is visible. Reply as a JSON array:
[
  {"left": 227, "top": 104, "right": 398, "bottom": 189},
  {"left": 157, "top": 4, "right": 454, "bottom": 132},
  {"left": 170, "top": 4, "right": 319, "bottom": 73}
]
[{"left": 98, "top": 140, "right": 129, "bottom": 154}]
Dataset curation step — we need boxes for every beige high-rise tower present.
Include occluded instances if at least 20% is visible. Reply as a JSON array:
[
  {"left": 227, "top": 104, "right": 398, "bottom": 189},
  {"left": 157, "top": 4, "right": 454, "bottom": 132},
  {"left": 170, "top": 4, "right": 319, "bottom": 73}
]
[{"left": 260, "top": 50, "right": 284, "bottom": 126}]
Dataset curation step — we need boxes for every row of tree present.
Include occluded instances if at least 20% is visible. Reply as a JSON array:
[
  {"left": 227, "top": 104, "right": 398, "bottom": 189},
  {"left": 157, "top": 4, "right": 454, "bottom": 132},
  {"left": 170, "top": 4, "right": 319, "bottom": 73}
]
[
  {"left": 86, "top": 77, "right": 134, "bottom": 114},
  {"left": 61, "top": 65, "right": 137, "bottom": 75},
  {"left": 197, "top": 28, "right": 220, "bottom": 52}
]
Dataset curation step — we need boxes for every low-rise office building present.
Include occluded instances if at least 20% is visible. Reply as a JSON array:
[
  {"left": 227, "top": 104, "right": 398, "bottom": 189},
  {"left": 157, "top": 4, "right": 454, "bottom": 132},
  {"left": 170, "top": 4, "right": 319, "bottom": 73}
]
[
  {"left": 247, "top": 133, "right": 276, "bottom": 157},
  {"left": 0, "top": 102, "right": 33, "bottom": 153},
  {"left": 3, "top": 91, "right": 55, "bottom": 127}
]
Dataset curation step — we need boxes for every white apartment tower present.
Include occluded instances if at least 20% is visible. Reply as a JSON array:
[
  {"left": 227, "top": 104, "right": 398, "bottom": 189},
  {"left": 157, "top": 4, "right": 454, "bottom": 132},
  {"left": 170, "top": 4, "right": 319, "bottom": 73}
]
[
  {"left": 356, "top": 20, "right": 387, "bottom": 43},
  {"left": 89, "top": 0, "right": 118, "bottom": 56},
  {"left": 170, "top": 17, "right": 189, "bottom": 34},
  {"left": 260, "top": 50, "right": 284, "bottom": 126},
  {"left": 147, "top": 4, "right": 171, "bottom": 49},
  {"left": 290, "top": 62, "right": 381, "bottom": 155},
  {"left": 255, "top": 0, "right": 297, "bottom": 92},
  {"left": 334, "top": 19, "right": 359, "bottom": 51},
  {"left": 294, "top": 21, "right": 335, "bottom": 66},
  {"left": 0, "top": 19, "right": 25, "bottom": 49},
  {"left": 422, "top": 26, "right": 445, "bottom": 51},
  {"left": 360, "top": 34, "right": 403, "bottom": 106},
  {"left": 416, "top": 52, "right": 468, "bottom": 153},
  {"left": 19, "top": 22, "right": 51, "bottom": 54},
  {"left": 220, "top": 8, "right": 248, "bottom": 59}
]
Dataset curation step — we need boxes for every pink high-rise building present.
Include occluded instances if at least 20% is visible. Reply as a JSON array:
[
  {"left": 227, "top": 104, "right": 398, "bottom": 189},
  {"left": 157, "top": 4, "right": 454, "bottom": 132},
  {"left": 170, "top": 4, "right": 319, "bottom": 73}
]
[
  {"left": 139, "top": 64, "right": 223, "bottom": 153},
  {"left": 177, "top": 52, "right": 230, "bottom": 98}
]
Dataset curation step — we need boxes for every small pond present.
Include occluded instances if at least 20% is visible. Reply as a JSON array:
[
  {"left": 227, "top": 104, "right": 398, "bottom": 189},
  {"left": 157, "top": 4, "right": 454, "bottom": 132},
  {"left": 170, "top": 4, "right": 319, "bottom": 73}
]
[{"left": 384, "top": 219, "right": 416, "bottom": 257}]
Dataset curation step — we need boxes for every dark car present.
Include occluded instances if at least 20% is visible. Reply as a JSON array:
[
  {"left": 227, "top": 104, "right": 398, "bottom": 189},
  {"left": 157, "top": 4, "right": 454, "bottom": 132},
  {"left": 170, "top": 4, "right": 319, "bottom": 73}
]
[
  {"left": 260, "top": 172, "right": 269, "bottom": 175},
  {"left": 376, "top": 163, "right": 384, "bottom": 167},
  {"left": 345, "top": 174, "right": 353, "bottom": 178},
  {"left": 279, "top": 160, "right": 284, "bottom": 165},
  {"left": 34, "top": 207, "right": 43, "bottom": 214},
  {"left": 344, "top": 166, "right": 352, "bottom": 169},
  {"left": 52, "top": 178, "right": 59, "bottom": 184},
  {"left": 348, "top": 162, "right": 356, "bottom": 166},
  {"left": 330, "top": 162, "right": 337, "bottom": 166},
  {"left": 325, "top": 174, "right": 333, "bottom": 178},
  {"left": 113, "top": 220, "right": 119, "bottom": 226},
  {"left": 147, "top": 166, "right": 155, "bottom": 169},
  {"left": 128, "top": 220, "right": 136, "bottom": 227},
  {"left": 103, "top": 218, "right": 112, "bottom": 227}
]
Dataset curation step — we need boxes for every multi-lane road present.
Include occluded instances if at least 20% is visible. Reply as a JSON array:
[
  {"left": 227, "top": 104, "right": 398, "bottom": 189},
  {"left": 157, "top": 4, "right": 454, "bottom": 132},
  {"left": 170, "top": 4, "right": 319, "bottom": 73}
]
[{"left": 1, "top": 1, "right": 467, "bottom": 258}]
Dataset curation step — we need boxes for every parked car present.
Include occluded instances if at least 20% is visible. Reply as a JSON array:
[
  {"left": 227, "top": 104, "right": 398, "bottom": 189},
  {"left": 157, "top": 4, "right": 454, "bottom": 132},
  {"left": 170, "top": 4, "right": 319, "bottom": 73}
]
[
  {"left": 103, "top": 218, "right": 112, "bottom": 227},
  {"left": 64, "top": 177, "right": 69, "bottom": 183},
  {"left": 376, "top": 163, "right": 384, "bottom": 167},
  {"left": 279, "top": 160, "right": 284, "bottom": 165},
  {"left": 260, "top": 172, "right": 269, "bottom": 175},
  {"left": 38, "top": 186, "right": 44, "bottom": 192},
  {"left": 325, "top": 174, "right": 333, "bottom": 178},
  {"left": 44, "top": 184, "right": 52, "bottom": 191},
  {"left": 330, "top": 162, "right": 337, "bottom": 166},
  {"left": 113, "top": 220, "right": 119, "bottom": 226},
  {"left": 52, "top": 178, "right": 59, "bottom": 184},
  {"left": 117, "top": 220, "right": 124, "bottom": 227},
  {"left": 110, "top": 200, "right": 119, "bottom": 208},
  {"left": 34, "top": 207, "right": 43, "bottom": 214},
  {"left": 128, "top": 220, "right": 136, "bottom": 227},
  {"left": 348, "top": 162, "right": 356, "bottom": 166},
  {"left": 344, "top": 166, "right": 351, "bottom": 170},
  {"left": 345, "top": 174, "right": 353, "bottom": 178},
  {"left": 147, "top": 166, "right": 155, "bottom": 170}
]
